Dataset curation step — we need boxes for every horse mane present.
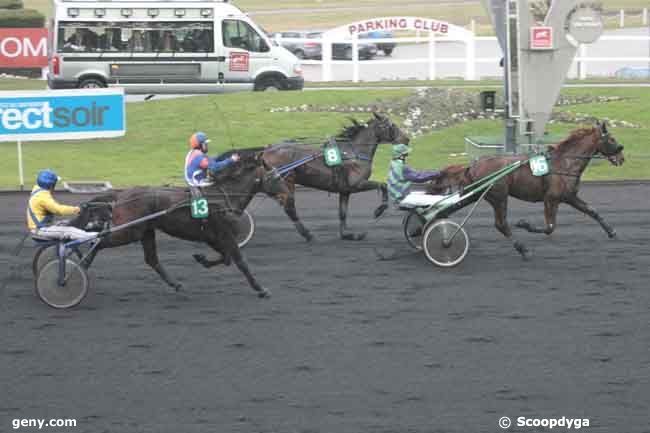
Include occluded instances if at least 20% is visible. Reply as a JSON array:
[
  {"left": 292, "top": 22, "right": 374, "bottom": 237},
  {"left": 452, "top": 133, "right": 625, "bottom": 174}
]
[
  {"left": 336, "top": 117, "right": 371, "bottom": 140},
  {"left": 548, "top": 127, "right": 596, "bottom": 154},
  {"left": 215, "top": 147, "right": 264, "bottom": 161},
  {"left": 210, "top": 153, "right": 259, "bottom": 183}
]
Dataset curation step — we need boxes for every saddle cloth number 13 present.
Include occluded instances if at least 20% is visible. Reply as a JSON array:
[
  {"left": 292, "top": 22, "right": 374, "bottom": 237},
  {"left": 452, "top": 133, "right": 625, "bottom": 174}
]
[{"left": 191, "top": 198, "right": 209, "bottom": 219}]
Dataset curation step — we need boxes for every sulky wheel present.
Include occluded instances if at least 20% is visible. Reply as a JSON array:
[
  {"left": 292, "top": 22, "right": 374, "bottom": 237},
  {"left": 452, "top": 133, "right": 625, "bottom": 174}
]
[
  {"left": 402, "top": 211, "right": 427, "bottom": 250},
  {"left": 422, "top": 219, "right": 470, "bottom": 267},
  {"left": 234, "top": 209, "right": 256, "bottom": 248},
  {"left": 36, "top": 259, "right": 89, "bottom": 309},
  {"left": 32, "top": 245, "right": 83, "bottom": 277}
]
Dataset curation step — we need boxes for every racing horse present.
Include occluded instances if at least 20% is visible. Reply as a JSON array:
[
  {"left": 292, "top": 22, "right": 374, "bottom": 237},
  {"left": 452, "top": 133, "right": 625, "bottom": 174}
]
[
  {"left": 78, "top": 153, "right": 289, "bottom": 298},
  {"left": 258, "top": 112, "right": 410, "bottom": 241},
  {"left": 427, "top": 121, "right": 625, "bottom": 258}
]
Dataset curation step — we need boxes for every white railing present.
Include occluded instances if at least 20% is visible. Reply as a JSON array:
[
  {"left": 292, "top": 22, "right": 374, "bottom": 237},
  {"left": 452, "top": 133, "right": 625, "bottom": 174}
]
[{"left": 274, "top": 33, "right": 650, "bottom": 82}]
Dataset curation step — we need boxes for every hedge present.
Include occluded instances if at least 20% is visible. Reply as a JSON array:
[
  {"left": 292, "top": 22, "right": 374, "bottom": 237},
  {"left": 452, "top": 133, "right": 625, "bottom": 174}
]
[
  {"left": 0, "top": 8, "right": 45, "bottom": 27},
  {"left": 0, "top": 0, "right": 23, "bottom": 10}
]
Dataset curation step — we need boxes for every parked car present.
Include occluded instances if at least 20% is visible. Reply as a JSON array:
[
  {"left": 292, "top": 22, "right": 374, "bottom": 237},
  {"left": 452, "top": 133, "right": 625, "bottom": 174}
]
[
  {"left": 271, "top": 31, "right": 322, "bottom": 60},
  {"left": 306, "top": 32, "right": 377, "bottom": 60},
  {"left": 615, "top": 67, "right": 650, "bottom": 79},
  {"left": 360, "top": 30, "right": 396, "bottom": 56}
]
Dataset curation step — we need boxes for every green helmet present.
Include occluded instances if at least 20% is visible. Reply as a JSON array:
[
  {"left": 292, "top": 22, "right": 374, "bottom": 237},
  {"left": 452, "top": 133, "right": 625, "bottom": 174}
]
[{"left": 392, "top": 143, "right": 412, "bottom": 159}]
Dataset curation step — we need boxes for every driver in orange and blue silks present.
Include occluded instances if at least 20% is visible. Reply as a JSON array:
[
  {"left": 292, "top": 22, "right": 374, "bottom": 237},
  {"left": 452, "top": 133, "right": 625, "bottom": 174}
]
[{"left": 184, "top": 132, "right": 240, "bottom": 187}]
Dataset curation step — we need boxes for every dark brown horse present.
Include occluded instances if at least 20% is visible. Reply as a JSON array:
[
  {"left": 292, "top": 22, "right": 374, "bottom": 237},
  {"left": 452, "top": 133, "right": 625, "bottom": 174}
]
[
  {"left": 79, "top": 154, "right": 289, "bottom": 298},
  {"left": 257, "top": 112, "right": 410, "bottom": 241},
  {"left": 428, "top": 122, "right": 625, "bottom": 258}
]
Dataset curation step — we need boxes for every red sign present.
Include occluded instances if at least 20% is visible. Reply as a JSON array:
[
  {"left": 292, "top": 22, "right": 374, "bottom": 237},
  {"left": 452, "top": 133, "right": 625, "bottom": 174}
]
[
  {"left": 0, "top": 28, "right": 48, "bottom": 68},
  {"left": 530, "top": 26, "right": 553, "bottom": 50},
  {"left": 229, "top": 52, "right": 249, "bottom": 72}
]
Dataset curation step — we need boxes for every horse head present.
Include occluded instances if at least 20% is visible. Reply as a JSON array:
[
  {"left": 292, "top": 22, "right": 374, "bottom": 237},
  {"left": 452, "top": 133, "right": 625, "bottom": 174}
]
[
  {"left": 595, "top": 121, "right": 625, "bottom": 166},
  {"left": 371, "top": 112, "right": 410, "bottom": 145}
]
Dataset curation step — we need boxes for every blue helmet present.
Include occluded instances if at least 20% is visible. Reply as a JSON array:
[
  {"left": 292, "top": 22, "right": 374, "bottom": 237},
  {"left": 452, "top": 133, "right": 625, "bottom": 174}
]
[{"left": 36, "top": 169, "right": 59, "bottom": 189}]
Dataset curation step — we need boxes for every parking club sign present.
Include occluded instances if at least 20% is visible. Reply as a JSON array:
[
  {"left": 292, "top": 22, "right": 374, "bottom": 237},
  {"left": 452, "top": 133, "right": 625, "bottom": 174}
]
[{"left": 530, "top": 26, "right": 553, "bottom": 50}]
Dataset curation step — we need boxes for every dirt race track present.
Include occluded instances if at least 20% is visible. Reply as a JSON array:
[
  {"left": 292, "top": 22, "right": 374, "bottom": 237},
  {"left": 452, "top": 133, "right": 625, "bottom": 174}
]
[{"left": 1, "top": 184, "right": 649, "bottom": 433}]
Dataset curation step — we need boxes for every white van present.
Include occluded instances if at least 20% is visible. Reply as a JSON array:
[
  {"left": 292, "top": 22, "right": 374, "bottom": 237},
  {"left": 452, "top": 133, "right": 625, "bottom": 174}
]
[{"left": 47, "top": 0, "right": 304, "bottom": 93}]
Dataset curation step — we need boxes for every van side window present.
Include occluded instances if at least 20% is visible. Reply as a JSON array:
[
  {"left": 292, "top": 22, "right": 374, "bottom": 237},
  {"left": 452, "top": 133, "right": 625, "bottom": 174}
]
[
  {"left": 222, "top": 20, "right": 269, "bottom": 53},
  {"left": 56, "top": 21, "right": 214, "bottom": 53}
]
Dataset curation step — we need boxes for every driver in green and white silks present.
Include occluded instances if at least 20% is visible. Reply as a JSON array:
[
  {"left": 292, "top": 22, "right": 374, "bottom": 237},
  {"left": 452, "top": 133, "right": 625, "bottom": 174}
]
[{"left": 387, "top": 144, "right": 446, "bottom": 207}]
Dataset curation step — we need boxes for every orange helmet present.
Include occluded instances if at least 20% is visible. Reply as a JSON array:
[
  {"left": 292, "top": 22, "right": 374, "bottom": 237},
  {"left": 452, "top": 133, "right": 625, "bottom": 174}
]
[{"left": 190, "top": 132, "right": 210, "bottom": 152}]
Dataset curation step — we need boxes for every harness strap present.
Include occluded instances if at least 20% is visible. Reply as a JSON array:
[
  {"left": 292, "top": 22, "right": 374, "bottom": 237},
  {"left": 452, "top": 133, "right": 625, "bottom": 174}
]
[{"left": 28, "top": 188, "right": 50, "bottom": 230}]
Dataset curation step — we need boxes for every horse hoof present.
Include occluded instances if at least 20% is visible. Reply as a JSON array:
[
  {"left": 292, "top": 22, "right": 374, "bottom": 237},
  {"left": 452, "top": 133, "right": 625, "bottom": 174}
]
[
  {"left": 258, "top": 289, "right": 271, "bottom": 298},
  {"left": 305, "top": 233, "right": 315, "bottom": 243},
  {"left": 515, "top": 219, "right": 529, "bottom": 230},
  {"left": 172, "top": 283, "right": 183, "bottom": 292},
  {"left": 608, "top": 230, "right": 617, "bottom": 239},
  {"left": 356, "top": 232, "right": 367, "bottom": 241},
  {"left": 374, "top": 204, "right": 388, "bottom": 219},
  {"left": 193, "top": 253, "right": 206, "bottom": 264}
]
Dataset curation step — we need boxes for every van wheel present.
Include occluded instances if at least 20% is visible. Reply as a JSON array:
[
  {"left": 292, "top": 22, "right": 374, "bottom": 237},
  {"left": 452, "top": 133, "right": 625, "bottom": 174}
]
[
  {"left": 78, "top": 78, "right": 106, "bottom": 89},
  {"left": 255, "top": 77, "right": 283, "bottom": 92},
  {"left": 383, "top": 47, "right": 393, "bottom": 56}
]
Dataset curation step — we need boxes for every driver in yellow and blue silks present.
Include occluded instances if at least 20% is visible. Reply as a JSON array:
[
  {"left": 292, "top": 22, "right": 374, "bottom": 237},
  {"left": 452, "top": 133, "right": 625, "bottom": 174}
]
[{"left": 26, "top": 169, "right": 91, "bottom": 241}]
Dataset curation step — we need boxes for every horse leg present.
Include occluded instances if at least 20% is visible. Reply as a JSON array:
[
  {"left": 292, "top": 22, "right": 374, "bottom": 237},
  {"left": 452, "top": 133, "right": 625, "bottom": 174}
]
[
  {"left": 374, "top": 183, "right": 389, "bottom": 218},
  {"left": 339, "top": 192, "right": 366, "bottom": 241},
  {"left": 281, "top": 178, "right": 313, "bottom": 242},
  {"left": 141, "top": 229, "right": 182, "bottom": 291},
  {"left": 516, "top": 198, "right": 559, "bottom": 235},
  {"left": 487, "top": 195, "right": 532, "bottom": 260},
  {"left": 564, "top": 195, "right": 617, "bottom": 239},
  {"left": 203, "top": 226, "right": 270, "bottom": 298},
  {"left": 192, "top": 253, "right": 225, "bottom": 268}
]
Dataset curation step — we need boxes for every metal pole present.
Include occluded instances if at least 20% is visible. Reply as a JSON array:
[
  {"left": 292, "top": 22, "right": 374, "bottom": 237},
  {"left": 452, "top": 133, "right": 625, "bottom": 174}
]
[
  {"left": 17, "top": 140, "right": 24, "bottom": 191},
  {"left": 428, "top": 32, "right": 436, "bottom": 80},
  {"left": 352, "top": 34, "right": 359, "bottom": 83},
  {"left": 620, "top": 9, "right": 624, "bottom": 28}
]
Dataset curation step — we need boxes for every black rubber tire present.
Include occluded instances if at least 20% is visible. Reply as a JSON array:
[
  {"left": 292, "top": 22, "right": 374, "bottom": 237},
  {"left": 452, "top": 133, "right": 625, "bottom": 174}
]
[
  {"left": 383, "top": 47, "right": 393, "bottom": 56},
  {"left": 423, "top": 219, "right": 470, "bottom": 267},
  {"left": 36, "top": 259, "right": 89, "bottom": 309},
  {"left": 78, "top": 78, "right": 106, "bottom": 89},
  {"left": 256, "top": 77, "right": 283, "bottom": 92},
  {"left": 402, "top": 211, "right": 426, "bottom": 251}
]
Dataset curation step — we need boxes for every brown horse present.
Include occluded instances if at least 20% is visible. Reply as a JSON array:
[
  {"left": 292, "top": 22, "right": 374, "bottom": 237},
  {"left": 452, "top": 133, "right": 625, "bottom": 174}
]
[
  {"left": 428, "top": 122, "right": 625, "bottom": 259},
  {"left": 258, "top": 112, "right": 410, "bottom": 241},
  {"left": 79, "top": 154, "right": 289, "bottom": 298}
]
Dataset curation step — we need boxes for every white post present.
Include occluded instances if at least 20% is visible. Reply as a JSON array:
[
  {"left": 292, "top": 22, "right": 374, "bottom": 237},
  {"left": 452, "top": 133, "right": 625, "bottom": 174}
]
[
  {"left": 470, "top": 19, "right": 476, "bottom": 34},
  {"left": 352, "top": 34, "right": 359, "bottom": 83},
  {"left": 428, "top": 32, "right": 436, "bottom": 80},
  {"left": 322, "top": 35, "right": 332, "bottom": 81},
  {"left": 41, "top": 67, "right": 48, "bottom": 80},
  {"left": 620, "top": 9, "right": 625, "bottom": 28},
  {"left": 465, "top": 33, "right": 476, "bottom": 81},
  {"left": 643, "top": 8, "right": 648, "bottom": 26},
  {"left": 17, "top": 140, "right": 24, "bottom": 191},
  {"left": 579, "top": 44, "right": 587, "bottom": 80}
]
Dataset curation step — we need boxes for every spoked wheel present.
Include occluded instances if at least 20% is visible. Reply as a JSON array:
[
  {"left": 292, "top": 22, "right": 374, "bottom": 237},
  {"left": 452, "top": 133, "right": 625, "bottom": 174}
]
[
  {"left": 36, "top": 259, "right": 89, "bottom": 309},
  {"left": 423, "top": 219, "right": 470, "bottom": 267},
  {"left": 234, "top": 209, "right": 256, "bottom": 248},
  {"left": 402, "top": 211, "right": 426, "bottom": 250},
  {"left": 32, "top": 245, "right": 83, "bottom": 277}
]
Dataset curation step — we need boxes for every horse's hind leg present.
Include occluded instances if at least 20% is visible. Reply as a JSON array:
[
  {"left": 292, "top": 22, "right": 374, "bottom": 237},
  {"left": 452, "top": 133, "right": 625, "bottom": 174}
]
[
  {"left": 339, "top": 192, "right": 366, "bottom": 241},
  {"left": 565, "top": 195, "right": 617, "bottom": 239},
  {"left": 516, "top": 198, "right": 559, "bottom": 235},
  {"left": 142, "top": 229, "right": 182, "bottom": 291},
  {"left": 487, "top": 195, "right": 532, "bottom": 260}
]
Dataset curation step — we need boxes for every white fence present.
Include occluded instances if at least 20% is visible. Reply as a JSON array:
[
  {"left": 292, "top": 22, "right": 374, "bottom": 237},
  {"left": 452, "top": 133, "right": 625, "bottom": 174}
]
[{"left": 275, "top": 32, "right": 650, "bottom": 82}]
